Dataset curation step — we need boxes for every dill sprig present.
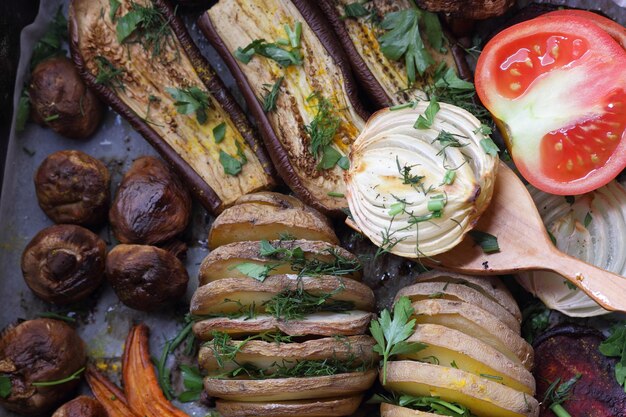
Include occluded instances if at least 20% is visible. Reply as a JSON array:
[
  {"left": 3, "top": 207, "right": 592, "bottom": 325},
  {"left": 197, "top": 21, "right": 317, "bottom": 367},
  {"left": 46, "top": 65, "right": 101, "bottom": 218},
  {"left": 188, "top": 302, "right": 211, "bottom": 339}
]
[
  {"left": 369, "top": 392, "right": 478, "bottom": 417},
  {"left": 206, "top": 331, "right": 295, "bottom": 370},
  {"left": 304, "top": 92, "right": 348, "bottom": 171},
  {"left": 116, "top": 1, "right": 177, "bottom": 59},
  {"left": 94, "top": 56, "right": 125, "bottom": 91},
  {"left": 218, "top": 356, "right": 367, "bottom": 380},
  {"left": 261, "top": 76, "right": 283, "bottom": 112},
  {"left": 263, "top": 282, "right": 353, "bottom": 321},
  {"left": 542, "top": 374, "right": 582, "bottom": 417}
]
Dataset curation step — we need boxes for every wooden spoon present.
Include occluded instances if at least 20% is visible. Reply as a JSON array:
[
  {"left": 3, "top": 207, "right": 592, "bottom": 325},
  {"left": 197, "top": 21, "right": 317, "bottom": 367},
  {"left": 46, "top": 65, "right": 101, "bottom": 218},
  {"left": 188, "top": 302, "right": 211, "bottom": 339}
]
[{"left": 427, "top": 161, "right": 626, "bottom": 313}]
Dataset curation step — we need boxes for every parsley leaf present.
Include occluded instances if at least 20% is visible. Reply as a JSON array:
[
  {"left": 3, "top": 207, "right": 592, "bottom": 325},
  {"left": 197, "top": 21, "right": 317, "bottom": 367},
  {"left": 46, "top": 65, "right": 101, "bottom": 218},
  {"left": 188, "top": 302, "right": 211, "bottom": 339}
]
[
  {"left": 521, "top": 302, "right": 550, "bottom": 344},
  {"left": 213, "top": 122, "right": 227, "bottom": 144},
  {"left": 434, "top": 66, "right": 475, "bottom": 91},
  {"left": 414, "top": 97, "right": 439, "bottom": 129},
  {"left": 109, "top": 0, "right": 121, "bottom": 22},
  {"left": 235, "top": 39, "right": 302, "bottom": 67},
  {"left": 480, "top": 138, "right": 499, "bottom": 156},
  {"left": 584, "top": 212, "right": 593, "bottom": 228},
  {"left": 166, "top": 86, "right": 210, "bottom": 124},
  {"left": 219, "top": 150, "right": 244, "bottom": 176},
  {"left": 116, "top": 2, "right": 174, "bottom": 58},
  {"left": 599, "top": 324, "right": 626, "bottom": 391},
  {"left": 370, "top": 296, "right": 426, "bottom": 385},
  {"left": 261, "top": 77, "right": 283, "bottom": 112},
  {"left": 177, "top": 365, "right": 203, "bottom": 402},
  {"left": 343, "top": 2, "right": 369, "bottom": 18},
  {"left": 31, "top": 6, "right": 67, "bottom": 70},
  {"left": 378, "top": 8, "right": 443, "bottom": 85},
  {"left": 235, "top": 262, "right": 275, "bottom": 282},
  {"left": 0, "top": 375, "right": 11, "bottom": 398}
]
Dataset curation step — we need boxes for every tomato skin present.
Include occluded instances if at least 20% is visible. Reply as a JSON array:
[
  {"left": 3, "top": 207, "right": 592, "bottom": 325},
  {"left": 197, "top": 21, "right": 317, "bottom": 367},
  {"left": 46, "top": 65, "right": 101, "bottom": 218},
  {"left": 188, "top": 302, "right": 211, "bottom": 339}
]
[
  {"left": 475, "top": 15, "right": 626, "bottom": 195},
  {"left": 542, "top": 9, "right": 626, "bottom": 49}
]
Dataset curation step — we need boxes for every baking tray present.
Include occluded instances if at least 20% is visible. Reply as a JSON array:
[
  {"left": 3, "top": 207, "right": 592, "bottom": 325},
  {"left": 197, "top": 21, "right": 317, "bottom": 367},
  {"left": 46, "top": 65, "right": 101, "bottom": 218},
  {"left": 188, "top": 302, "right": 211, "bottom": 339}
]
[{"left": 2, "top": 0, "right": 625, "bottom": 416}]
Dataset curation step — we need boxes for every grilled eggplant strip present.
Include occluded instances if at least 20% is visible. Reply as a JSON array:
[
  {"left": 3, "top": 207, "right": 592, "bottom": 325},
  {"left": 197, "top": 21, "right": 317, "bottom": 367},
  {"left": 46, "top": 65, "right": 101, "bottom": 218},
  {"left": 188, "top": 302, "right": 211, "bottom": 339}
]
[
  {"left": 69, "top": 0, "right": 276, "bottom": 213},
  {"left": 199, "top": 0, "right": 370, "bottom": 214},
  {"left": 318, "top": 0, "right": 471, "bottom": 107}
]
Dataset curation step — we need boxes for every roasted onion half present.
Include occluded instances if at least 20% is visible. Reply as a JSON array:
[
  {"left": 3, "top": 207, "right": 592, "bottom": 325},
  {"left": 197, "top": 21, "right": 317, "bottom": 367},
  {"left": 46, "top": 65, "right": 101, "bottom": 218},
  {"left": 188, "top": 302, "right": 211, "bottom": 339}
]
[{"left": 345, "top": 103, "right": 498, "bottom": 258}]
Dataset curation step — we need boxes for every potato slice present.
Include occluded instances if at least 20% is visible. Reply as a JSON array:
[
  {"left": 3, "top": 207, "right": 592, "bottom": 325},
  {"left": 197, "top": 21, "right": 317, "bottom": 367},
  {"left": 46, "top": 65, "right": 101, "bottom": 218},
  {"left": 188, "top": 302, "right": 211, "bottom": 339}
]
[
  {"left": 190, "top": 275, "right": 375, "bottom": 315},
  {"left": 208, "top": 192, "right": 338, "bottom": 248},
  {"left": 415, "top": 271, "right": 521, "bottom": 322},
  {"left": 411, "top": 300, "right": 533, "bottom": 369},
  {"left": 204, "top": 370, "right": 377, "bottom": 402},
  {"left": 192, "top": 311, "right": 374, "bottom": 340},
  {"left": 396, "top": 282, "right": 520, "bottom": 332},
  {"left": 216, "top": 395, "right": 363, "bottom": 417},
  {"left": 199, "top": 335, "right": 377, "bottom": 373},
  {"left": 380, "top": 403, "right": 440, "bottom": 417},
  {"left": 403, "top": 324, "right": 534, "bottom": 395},
  {"left": 198, "top": 240, "right": 362, "bottom": 284},
  {"left": 384, "top": 361, "right": 539, "bottom": 417}
]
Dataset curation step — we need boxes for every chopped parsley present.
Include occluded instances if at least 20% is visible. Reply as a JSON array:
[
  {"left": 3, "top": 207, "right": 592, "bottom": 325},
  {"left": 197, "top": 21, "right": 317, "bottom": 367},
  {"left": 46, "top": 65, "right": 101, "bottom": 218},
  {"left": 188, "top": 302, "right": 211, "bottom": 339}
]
[
  {"left": 235, "top": 39, "right": 302, "bottom": 67},
  {"left": 261, "top": 76, "right": 283, "bottom": 112},
  {"left": 599, "top": 323, "right": 626, "bottom": 392},
  {"left": 94, "top": 56, "right": 126, "bottom": 91},
  {"left": 414, "top": 97, "right": 439, "bottom": 129},
  {"left": 116, "top": 1, "right": 176, "bottom": 58},
  {"left": 468, "top": 230, "right": 500, "bottom": 254},
  {"left": 304, "top": 93, "right": 345, "bottom": 171},
  {"left": 213, "top": 122, "right": 226, "bottom": 144},
  {"left": 166, "top": 86, "right": 210, "bottom": 124}
]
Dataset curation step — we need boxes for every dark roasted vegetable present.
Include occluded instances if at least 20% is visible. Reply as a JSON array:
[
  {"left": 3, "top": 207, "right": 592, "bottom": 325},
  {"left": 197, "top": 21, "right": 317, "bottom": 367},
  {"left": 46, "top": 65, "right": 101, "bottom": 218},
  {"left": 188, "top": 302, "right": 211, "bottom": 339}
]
[
  {"left": 109, "top": 156, "right": 191, "bottom": 245},
  {"left": 69, "top": 0, "right": 276, "bottom": 213},
  {"left": 533, "top": 324, "right": 626, "bottom": 417},
  {"left": 318, "top": 0, "right": 471, "bottom": 107},
  {"left": 29, "top": 57, "right": 103, "bottom": 139},
  {"left": 34, "top": 150, "right": 110, "bottom": 227},
  {"left": 199, "top": 0, "right": 370, "bottom": 214},
  {"left": 21, "top": 224, "right": 106, "bottom": 305},
  {"left": 0, "top": 319, "right": 87, "bottom": 416},
  {"left": 416, "top": 0, "right": 516, "bottom": 19},
  {"left": 105, "top": 244, "right": 188, "bottom": 311},
  {"left": 52, "top": 396, "right": 107, "bottom": 417}
]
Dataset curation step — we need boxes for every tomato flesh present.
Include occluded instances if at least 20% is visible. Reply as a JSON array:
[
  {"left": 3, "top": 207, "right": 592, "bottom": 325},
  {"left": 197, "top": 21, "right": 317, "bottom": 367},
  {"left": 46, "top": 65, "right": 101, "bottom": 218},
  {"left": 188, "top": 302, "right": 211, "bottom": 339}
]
[
  {"left": 540, "top": 89, "right": 626, "bottom": 182},
  {"left": 475, "top": 15, "right": 626, "bottom": 195},
  {"left": 494, "top": 33, "right": 589, "bottom": 99}
]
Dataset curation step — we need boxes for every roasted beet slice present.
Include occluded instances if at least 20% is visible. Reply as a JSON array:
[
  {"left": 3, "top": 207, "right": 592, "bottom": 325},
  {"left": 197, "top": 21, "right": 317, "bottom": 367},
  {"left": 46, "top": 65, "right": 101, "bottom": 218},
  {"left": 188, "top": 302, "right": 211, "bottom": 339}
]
[
  {"left": 198, "top": 0, "right": 370, "bottom": 215},
  {"left": 69, "top": 0, "right": 276, "bottom": 214},
  {"left": 533, "top": 324, "right": 626, "bottom": 417}
]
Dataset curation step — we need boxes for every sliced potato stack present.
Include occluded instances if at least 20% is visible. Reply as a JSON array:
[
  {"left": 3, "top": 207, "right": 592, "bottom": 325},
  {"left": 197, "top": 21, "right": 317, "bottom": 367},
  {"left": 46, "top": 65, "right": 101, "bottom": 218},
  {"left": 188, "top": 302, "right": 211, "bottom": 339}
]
[
  {"left": 380, "top": 271, "right": 539, "bottom": 417},
  {"left": 192, "top": 192, "right": 378, "bottom": 417}
]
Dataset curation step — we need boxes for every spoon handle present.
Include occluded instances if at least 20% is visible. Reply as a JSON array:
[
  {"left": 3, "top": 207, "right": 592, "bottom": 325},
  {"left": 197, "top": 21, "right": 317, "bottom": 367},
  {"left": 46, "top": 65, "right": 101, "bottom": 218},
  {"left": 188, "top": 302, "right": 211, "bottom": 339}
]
[{"left": 540, "top": 248, "right": 626, "bottom": 313}]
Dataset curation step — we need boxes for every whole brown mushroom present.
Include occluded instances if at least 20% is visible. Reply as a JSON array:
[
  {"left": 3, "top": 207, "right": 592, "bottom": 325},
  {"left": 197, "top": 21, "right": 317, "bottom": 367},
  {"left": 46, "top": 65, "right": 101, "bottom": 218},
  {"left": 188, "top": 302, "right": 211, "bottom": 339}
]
[
  {"left": 0, "top": 318, "right": 87, "bottom": 416},
  {"left": 109, "top": 156, "right": 192, "bottom": 245},
  {"left": 21, "top": 225, "right": 106, "bottom": 305},
  {"left": 29, "top": 57, "right": 103, "bottom": 139},
  {"left": 35, "top": 150, "right": 110, "bottom": 227},
  {"left": 52, "top": 396, "right": 106, "bottom": 417},
  {"left": 105, "top": 244, "right": 189, "bottom": 311}
]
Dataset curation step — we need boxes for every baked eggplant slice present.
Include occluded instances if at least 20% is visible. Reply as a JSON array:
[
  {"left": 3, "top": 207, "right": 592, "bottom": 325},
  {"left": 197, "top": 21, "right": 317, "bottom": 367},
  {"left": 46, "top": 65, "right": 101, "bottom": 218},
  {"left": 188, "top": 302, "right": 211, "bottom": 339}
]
[
  {"left": 208, "top": 192, "right": 339, "bottom": 248},
  {"left": 204, "top": 370, "right": 377, "bottom": 402},
  {"left": 411, "top": 299, "right": 534, "bottom": 369},
  {"left": 384, "top": 361, "right": 539, "bottom": 417},
  {"left": 198, "top": 240, "right": 361, "bottom": 284},
  {"left": 317, "top": 0, "right": 468, "bottom": 107},
  {"left": 396, "top": 282, "right": 520, "bottom": 332},
  {"left": 198, "top": 0, "right": 370, "bottom": 214},
  {"left": 216, "top": 395, "right": 363, "bottom": 417},
  {"left": 190, "top": 275, "right": 375, "bottom": 315},
  {"left": 69, "top": 0, "right": 276, "bottom": 213},
  {"left": 199, "top": 335, "right": 377, "bottom": 373},
  {"left": 192, "top": 311, "right": 374, "bottom": 339}
]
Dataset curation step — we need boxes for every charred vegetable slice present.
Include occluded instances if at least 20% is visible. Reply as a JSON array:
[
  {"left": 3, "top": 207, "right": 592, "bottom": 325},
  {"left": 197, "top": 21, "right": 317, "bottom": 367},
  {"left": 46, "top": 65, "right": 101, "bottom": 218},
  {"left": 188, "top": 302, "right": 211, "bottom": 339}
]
[
  {"left": 318, "top": 0, "right": 467, "bottom": 107},
  {"left": 199, "top": 0, "right": 370, "bottom": 213},
  {"left": 69, "top": 0, "right": 276, "bottom": 213},
  {"left": 85, "top": 367, "right": 141, "bottom": 417},
  {"left": 216, "top": 396, "right": 363, "bottom": 417}
]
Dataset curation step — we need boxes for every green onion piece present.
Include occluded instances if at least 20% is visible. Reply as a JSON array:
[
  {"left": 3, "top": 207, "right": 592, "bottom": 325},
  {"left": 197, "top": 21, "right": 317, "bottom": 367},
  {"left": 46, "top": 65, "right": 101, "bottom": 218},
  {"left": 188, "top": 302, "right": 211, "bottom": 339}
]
[
  {"left": 276, "top": 38, "right": 290, "bottom": 46},
  {"left": 427, "top": 199, "right": 445, "bottom": 212},
  {"left": 32, "top": 367, "right": 85, "bottom": 387},
  {"left": 327, "top": 192, "right": 345, "bottom": 198},
  {"left": 469, "top": 230, "right": 500, "bottom": 253},
  {"left": 443, "top": 170, "right": 456, "bottom": 185}
]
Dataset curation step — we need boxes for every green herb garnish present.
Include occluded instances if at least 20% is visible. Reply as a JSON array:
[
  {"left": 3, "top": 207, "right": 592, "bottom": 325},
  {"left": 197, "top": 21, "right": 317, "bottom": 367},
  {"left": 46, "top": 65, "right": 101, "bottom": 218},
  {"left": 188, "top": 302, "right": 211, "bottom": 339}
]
[
  {"left": 177, "top": 365, "right": 203, "bottom": 402},
  {"left": 368, "top": 392, "right": 477, "bottom": 416},
  {"left": 480, "top": 138, "right": 499, "bottom": 156},
  {"left": 414, "top": 97, "right": 439, "bottom": 129},
  {"left": 284, "top": 22, "right": 302, "bottom": 48},
  {"left": 370, "top": 296, "right": 427, "bottom": 385},
  {"left": 378, "top": 7, "right": 443, "bottom": 85},
  {"left": 37, "top": 312, "right": 76, "bottom": 323},
  {"left": 155, "top": 317, "right": 195, "bottom": 400},
  {"left": 15, "top": 90, "right": 30, "bottom": 133},
  {"left": 599, "top": 323, "right": 626, "bottom": 392},
  {"left": 543, "top": 374, "right": 582, "bottom": 417},
  {"left": 261, "top": 76, "right": 283, "bottom": 112},
  {"left": 94, "top": 56, "right": 126, "bottom": 91},
  {"left": 219, "top": 149, "right": 245, "bottom": 176},
  {"left": 584, "top": 212, "right": 593, "bottom": 228},
  {"left": 235, "top": 39, "right": 302, "bottom": 67},
  {"left": 116, "top": 1, "right": 176, "bottom": 58},
  {"left": 167, "top": 86, "right": 210, "bottom": 124},
  {"left": 109, "top": 0, "right": 121, "bottom": 22},
  {"left": 0, "top": 376, "right": 11, "bottom": 398},
  {"left": 32, "top": 367, "right": 85, "bottom": 387},
  {"left": 213, "top": 122, "right": 226, "bottom": 144},
  {"left": 443, "top": 169, "right": 456, "bottom": 185},
  {"left": 343, "top": 2, "right": 369, "bottom": 19},
  {"left": 304, "top": 92, "right": 343, "bottom": 171},
  {"left": 521, "top": 302, "right": 550, "bottom": 344},
  {"left": 31, "top": 6, "right": 67, "bottom": 70},
  {"left": 234, "top": 262, "right": 277, "bottom": 282},
  {"left": 264, "top": 282, "right": 353, "bottom": 321},
  {"left": 468, "top": 230, "right": 499, "bottom": 254}
]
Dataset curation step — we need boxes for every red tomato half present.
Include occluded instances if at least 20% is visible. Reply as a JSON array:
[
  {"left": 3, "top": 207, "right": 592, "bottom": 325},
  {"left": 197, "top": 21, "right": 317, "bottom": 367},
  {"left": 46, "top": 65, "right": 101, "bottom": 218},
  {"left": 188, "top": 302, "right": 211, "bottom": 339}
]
[
  {"left": 475, "top": 15, "right": 626, "bottom": 195},
  {"left": 543, "top": 9, "right": 626, "bottom": 49}
]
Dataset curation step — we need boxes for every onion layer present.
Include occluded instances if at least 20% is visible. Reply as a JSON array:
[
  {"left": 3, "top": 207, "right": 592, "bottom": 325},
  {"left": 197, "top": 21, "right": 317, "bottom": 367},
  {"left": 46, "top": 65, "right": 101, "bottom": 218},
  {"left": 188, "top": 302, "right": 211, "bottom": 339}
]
[
  {"left": 517, "top": 181, "right": 626, "bottom": 317},
  {"left": 345, "top": 103, "right": 498, "bottom": 258}
]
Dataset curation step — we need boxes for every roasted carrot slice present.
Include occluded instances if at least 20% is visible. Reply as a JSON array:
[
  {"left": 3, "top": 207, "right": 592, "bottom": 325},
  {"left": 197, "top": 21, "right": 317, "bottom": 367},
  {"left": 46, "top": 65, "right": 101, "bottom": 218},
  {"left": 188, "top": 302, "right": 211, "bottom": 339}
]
[
  {"left": 85, "top": 366, "right": 140, "bottom": 417},
  {"left": 122, "top": 324, "right": 189, "bottom": 417}
]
